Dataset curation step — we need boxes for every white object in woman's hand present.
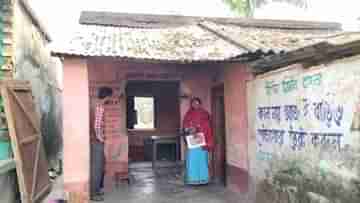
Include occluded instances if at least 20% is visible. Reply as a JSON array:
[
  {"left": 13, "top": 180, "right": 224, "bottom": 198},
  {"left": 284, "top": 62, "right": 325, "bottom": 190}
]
[
  {"left": 96, "top": 133, "right": 105, "bottom": 142},
  {"left": 194, "top": 132, "right": 204, "bottom": 139}
]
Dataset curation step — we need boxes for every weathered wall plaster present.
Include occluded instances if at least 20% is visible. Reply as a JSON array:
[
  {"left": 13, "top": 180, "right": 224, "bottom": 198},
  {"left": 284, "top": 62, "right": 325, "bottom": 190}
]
[
  {"left": 13, "top": 0, "right": 63, "bottom": 164},
  {"left": 248, "top": 57, "right": 360, "bottom": 203},
  {"left": 1, "top": 1, "right": 62, "bottom": 202}
]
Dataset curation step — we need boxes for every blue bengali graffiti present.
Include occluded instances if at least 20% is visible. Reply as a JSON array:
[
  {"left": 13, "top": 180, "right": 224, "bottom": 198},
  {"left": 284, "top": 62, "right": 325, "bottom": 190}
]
[
  {"left": 302, "top": 98, "right": 311, "bottom": 118},
  {"left": 288, "top": 129, "right": 307, "bottom": 151},
  {"left": 257, "top": 128, "right": 343, "bottom": 152},
  {"left": 257, "top": 129, "right": 285, "bottom": 146},
  {"left": 313, "top": 101, "right": 344, "bottom": 128},
  {"left": 257, "top": 106, "right": 281, "bottom": 122},
  {"left": 271, "top": 106, "right": 281, "bottom": 122},
  {"left": 310, "top": 132, "right": 343, "bottom": 151},
  {"left": 284, "top": 105, "right": 300, "bottom": 122},
  {"left": 257, "top": 107, "right": 271, "bottom": 121}
]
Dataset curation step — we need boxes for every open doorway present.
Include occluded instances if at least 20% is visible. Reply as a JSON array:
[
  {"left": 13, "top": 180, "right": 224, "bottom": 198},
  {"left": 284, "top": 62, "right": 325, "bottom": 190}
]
[
  {"left": 211, "top": 85, "right": 227, "bottom": 185},
  {"left": 126, "top": 81, "right": 181, "bottom": 165}
]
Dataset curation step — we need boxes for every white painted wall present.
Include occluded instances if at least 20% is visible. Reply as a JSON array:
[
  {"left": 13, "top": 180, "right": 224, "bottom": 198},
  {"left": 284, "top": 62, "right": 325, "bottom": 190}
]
[{"left": 247, "top": 55, "right": 360, "bottom": 201}]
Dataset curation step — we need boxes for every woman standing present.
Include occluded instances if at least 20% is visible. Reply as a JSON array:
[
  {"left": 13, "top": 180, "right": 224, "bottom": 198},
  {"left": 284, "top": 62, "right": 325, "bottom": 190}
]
[{"left": 183, "top": 97, "right": 214, "bottom": 185}]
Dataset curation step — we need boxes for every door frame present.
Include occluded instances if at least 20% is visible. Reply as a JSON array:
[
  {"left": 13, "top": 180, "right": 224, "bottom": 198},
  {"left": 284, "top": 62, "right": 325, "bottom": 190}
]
[
  {"left": 125, "top": 80, "right": 182, "bottom": 162},
  {"left": 211, "top": 84, "right": 227, "bottom": 185}
]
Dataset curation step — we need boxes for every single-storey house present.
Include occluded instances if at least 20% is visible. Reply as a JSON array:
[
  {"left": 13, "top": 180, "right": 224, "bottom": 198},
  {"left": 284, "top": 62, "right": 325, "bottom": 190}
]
[{"left": 52, "top": 11, "right": 344, "bottom": 201}]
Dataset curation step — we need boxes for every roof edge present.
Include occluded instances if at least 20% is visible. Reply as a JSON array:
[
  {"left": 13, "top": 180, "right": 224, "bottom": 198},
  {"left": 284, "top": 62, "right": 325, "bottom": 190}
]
[
  {"left": 19, "top": 0, "right": 52, "bottom": 42},
  {"left": 79, "top": 11, "right": 342, "bottom": 30},
  {"left": 50, "top": 53, "right": 240, "bottom": 64},
  {"left": 249, "top": 39, "right": 360, "bottom": 74}
]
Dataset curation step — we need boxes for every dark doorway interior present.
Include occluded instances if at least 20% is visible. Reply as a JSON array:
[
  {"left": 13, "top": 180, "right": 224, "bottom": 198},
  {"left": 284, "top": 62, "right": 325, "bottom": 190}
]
[
  {"left": 212, "top": 85, "right": 227, "bottom": 185},
  {"left": 126, "top": 81, "right": 180, "bottom": 162}
]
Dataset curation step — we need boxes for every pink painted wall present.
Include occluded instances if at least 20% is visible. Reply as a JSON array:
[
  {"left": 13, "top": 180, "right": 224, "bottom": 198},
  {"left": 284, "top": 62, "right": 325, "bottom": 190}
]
[
  {"left": 223, "top": 64, "right": 253, "bottom": 193},
  {"left": 180, "top": 65, "right": 212, "bottom": 119},
  {"left": 63, "top": 57, "right": 90, "bottom": 201}
]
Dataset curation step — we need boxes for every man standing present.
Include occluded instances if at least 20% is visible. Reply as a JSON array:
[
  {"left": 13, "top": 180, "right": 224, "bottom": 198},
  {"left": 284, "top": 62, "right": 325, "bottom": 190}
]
[{"left": 90, "top": 87, "right": 113, "bottom": 201}]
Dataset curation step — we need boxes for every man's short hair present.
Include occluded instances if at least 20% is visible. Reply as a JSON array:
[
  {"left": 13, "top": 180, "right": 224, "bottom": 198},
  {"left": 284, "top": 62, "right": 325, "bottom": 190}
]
[{"left": 97, "top": 87, "right": 113, "bottom": 99}]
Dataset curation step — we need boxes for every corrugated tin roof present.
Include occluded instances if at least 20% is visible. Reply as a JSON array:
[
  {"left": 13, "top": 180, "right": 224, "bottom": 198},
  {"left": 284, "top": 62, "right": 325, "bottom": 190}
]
[
  {"left": 51, "top": 24, "right": 246, "bottom": 62},
  {"left": 51, "top": 12, "right": 343, "bottom": 63},
  {"left": 200, "top": 21, "right": 341, "bottom": 53},
  {"left": 318, "top": 32, "right": 360, "bottom": 45},
  {"left": 250, "top": 32, "right": 360, "bottom": 73}
]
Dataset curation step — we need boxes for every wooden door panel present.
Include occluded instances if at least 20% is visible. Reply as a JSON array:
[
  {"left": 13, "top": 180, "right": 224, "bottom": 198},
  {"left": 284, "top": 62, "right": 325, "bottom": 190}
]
[
  {"left": 1, "top": 81, "right": 51, "bottom": 203},
  {"left": 9, "top": 94, "right": 36, "bottom": 140},
  {"left": 211, "top": 85, "right": 226, "bottom": 184},
  {"left": 35, "top": 146, "right": 50, "bottom": 199},
  {"left": 10, "top": 89, "right": 40, "bottom": 132}
]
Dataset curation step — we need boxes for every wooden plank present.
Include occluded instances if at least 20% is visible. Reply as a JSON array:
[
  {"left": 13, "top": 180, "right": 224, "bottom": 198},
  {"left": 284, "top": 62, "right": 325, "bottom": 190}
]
[
  {"left": 12, "top": 86, "right": 31, "bottom": 91},
  {"left": 0, "top": 80, "right": 30, "bottom": 87},
  {"left": 1, "top": 81, "right": 51, "bottom": 203},
  {"left": 32, "top": 182, "right": 51, "bottom": 203},
  {"left": 9, "top": 89, "right": 39, "bottom": 133},
  {"left": 31, "top": 140, "right": 40, "bottom": 199},
  {"left": 20, "top": 135, "right": 39, "bottom": 145},
  {"left": 0, "top": 159, "right": 16, "bottom": 174},
  {"left": 1, "top": 86, "right": 29, "bottom": 203},
  {"left": 0, "top": 82, "right": 31, "bottom": 92},
  {"left": 79, "top": 11, "right": 341, "bottom": 30}
]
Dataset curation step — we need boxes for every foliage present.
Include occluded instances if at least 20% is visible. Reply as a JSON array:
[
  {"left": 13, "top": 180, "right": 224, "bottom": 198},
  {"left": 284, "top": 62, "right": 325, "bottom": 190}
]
[
  {"left": 223, "top": 0, "right": 308, "bottom": 17},
  {"left": 222, "top": 0, "right": 252, "bottom": 17}
]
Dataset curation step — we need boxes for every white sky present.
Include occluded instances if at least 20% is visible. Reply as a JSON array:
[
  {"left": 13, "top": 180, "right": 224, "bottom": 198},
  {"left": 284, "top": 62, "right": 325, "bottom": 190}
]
[
  {"left": 255, "top": 0, "right": 360, "bottom": 30},
  {"left": 31, "top": 0, "right": 360, "bottom": 41},
  {"left": 31, "top": 0, "right": 233, "bottom": 41}
]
